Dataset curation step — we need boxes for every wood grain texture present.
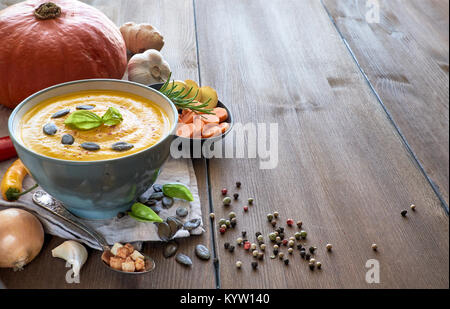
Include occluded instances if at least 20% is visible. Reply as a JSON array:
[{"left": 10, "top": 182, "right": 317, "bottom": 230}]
[
  {"left": 322, "top": 0, "right": 449, "bottom": 206},
  {"left": 195, "top": 0, "right": 449, "bottom": 288},
  {"left": 0, "top": 0, "right": 215, "bottom": 289}
]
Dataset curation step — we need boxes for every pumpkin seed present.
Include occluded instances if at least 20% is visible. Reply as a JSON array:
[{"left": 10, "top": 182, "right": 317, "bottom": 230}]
[
  {"left": 175, "top": 253, "right": 192, "bottom": 267},
  {"left": 183, "top": 218, "right": 201, "bottom": 231},
  {"left": 144, "top": 199, "right": 157, "bottom": 206},
  {"left": 81, "top": 142, "right": 100, "bottom": 151},
  {"left": 152, "top": 184, "right": 163, "bottom": 192},
  {"left": 167, "top": 216, "right": 183, "bottom": 237},
  {"left": 163, "top": 242, "right": 178, "bottom": 258},
  {"left": 51, "top": 109, "right": 70, "bottom": 118},
  {"left": 176, "top": 207, "right": 189, "bottom": 218},
  {"left": 157, "top": 222, "right": 171, "bottom": 241},
  {"left": 162, "top": 196, "right": 174, "bottom": 208},
  {"left": 43, "top": 123, "right": 57, "bottom": 135},
  {"left": 150, "top": 205, "right": 162, "bottom": 214},
  {"left": 150, "top": 192, "right": 164, "bottom": 201},
  {"left": 61, "top": 134, "right": 74, "bottom": 145},
  {"left": 111, "top": 141, "right": 134, "bottom": 151},
  {"left": 195, "top": 244, "right": 211, "bottom": 260},
  {"left": 76, "top": 105, "right": 95, "bottom": 110}
]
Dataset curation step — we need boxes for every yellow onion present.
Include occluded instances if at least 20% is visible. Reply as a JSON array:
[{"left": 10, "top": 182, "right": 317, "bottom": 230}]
[{"left": 0, "top": 208, "right": 44, "bottom": 270}]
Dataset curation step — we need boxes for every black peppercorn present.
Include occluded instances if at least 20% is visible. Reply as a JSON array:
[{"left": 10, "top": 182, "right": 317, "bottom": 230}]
[
  {"left": 236, "top": 181, "right": 241, "bottom": 188},
  {"left": 242, "top": 231, "right": 247, "bottom": 237},
  {"left": 273, "top": 249, "right": 279, "bottom": 256},
  {"left": 309, "top": 263, "right": 315, "bottom": 271},
  {"left": 233, "top": 193, "right": 239, "bottom": 200},
  {"left": 305, "top": 253, "right": 311, "bottom": 261},
  {"left": 309, "top": 246, "right": 316, "bottom": 254},
  {"left": 228, "top": 245, "right": 235, "bottom": 253},
  {"left": 284, "top": 259, "right": 289, "bottom": 265},
  {"left": 300, "top": 251, "right": 306, "bottom": 258},
  {"left": 401, "top": 210, "right": 408, "bottom": 217},
  {"left": 255, "top": 231, "right": 262, "bottom": 238},
  {"left": 251, "top": 261, "right": 258, "bottom": 270},
  {"left": 297, "top": 244, "right": 303, "bottom": 250},
  {"left": 224, "top": 242, "right": 230, "bottom": 249}
]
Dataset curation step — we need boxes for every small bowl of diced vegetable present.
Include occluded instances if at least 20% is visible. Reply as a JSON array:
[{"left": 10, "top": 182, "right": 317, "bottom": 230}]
[{"left": 149, "top": 78, "right": 233, "bottom": 147}]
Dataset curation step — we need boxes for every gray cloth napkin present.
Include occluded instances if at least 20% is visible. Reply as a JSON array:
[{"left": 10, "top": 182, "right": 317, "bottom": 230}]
[{"left": 0, "top": 155, "right": 204, "bottom": 250}]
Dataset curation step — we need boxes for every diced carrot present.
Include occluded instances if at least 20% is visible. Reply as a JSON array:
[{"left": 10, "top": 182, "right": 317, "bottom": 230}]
[
  {"left": 176, "top": 123, "right": 194, "bottom": 138},
  {"left": 213, "top": 107, "right": 228, "bottom": 122},
  {"left": 192, "top": 115, "right": 204, "bottom": 139},
  {"left": 181, "top": 110, "right": 194, "bottom": 123},
  {"left": 201, "top": 114, "right": 220, "bottom": 124},
  {"left": 219, "top": 122, "right": 230, "bottom": 133},
  {"left": 202, "top": 123, "right": 222, "bottom": 138}
]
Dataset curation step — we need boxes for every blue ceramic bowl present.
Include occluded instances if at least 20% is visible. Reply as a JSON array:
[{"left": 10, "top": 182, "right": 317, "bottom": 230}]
[{"left": 8, "top": 79, "right": 178, "bottom": 219}]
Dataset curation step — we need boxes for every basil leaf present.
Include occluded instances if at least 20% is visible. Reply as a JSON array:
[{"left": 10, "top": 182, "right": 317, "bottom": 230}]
[
  {"left": 102, "top": 107, "right": 123, "bottom": 126},
  {"left": 64, "top": 111, "right": 103, "bottom": 130},
  {"left": 130, "top": 202, "right": 163, "bottom": 222},
  {"left": 162, "top": 183, "right": 194, "bottom": 201}
]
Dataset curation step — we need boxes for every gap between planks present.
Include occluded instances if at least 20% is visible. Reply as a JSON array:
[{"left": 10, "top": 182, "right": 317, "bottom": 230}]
[{"left": 193, "top": 0, "right": 221, "bottom": 289}]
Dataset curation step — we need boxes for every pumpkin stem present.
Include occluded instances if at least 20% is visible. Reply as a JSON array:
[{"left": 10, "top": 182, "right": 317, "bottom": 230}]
[{"left": 34, "top": 2, "right": 61, "bottom": 20}]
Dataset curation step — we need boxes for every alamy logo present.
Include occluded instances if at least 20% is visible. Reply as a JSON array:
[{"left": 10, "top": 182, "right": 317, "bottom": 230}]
[
  {"left": 365, "top": 259, "right": 380, "bottom": 284},
  {"left": 366, "top": 0, "right": 380, "bottom": 24}
]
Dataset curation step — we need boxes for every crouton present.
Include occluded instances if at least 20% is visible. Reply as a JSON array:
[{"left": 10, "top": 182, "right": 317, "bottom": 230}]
[
  {"left": 109, "top": 256, "right": 125, "bottom": 270},
  {"left": 116, "top": 246, "right": 130, "bottom": 259},
  {"left": 130, "top": 250, "right": 145, "bottom": 261},
  {"left": 124, "top": 243, "right": 135, "bottom": 255},
  {"left": 135, "top": 257, "right": 146, "bottom": 272},
  {"left": 101, "top": 250, "right": 114, "bottom": 265},
  {"left": 122, "top": 260, "right": 136, "bottom": 272},
  {"left": 110, "top": 243, "right": 123, "bottom": 256}
]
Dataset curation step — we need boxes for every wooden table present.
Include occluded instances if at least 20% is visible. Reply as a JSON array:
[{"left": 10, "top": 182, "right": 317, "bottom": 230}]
[{"left": 0, "top": 0, "right": 448, "bottom": 289}]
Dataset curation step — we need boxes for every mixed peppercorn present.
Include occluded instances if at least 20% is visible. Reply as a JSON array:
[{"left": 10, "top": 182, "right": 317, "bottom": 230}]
[{"left": 209, "top": 182, "right": 417, "bottom": 272}]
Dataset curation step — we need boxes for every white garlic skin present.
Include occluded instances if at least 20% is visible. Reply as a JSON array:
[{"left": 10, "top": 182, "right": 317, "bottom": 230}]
[
  {"left": 52, "top": 240, "right": 88, "bottom": 277},
  {"left": 128, "top": 49, "right": 171, "bottom": 85}
]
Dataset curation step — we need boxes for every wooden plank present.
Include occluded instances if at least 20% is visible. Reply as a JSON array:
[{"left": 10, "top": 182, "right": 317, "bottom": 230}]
[
  {"left": 322, "top": 0, "right": 449, "bottom": 205},
  {"left": 195, "top": 0, "right": 449, "bottom": 288},
  {"left": 0, "top": 0, "right": 215, "bottom": 288}
]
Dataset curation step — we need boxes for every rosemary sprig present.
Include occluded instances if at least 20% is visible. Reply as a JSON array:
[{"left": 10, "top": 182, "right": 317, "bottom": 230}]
[{"left": 159, "top": 73, "right": 214, "bottom": 114}]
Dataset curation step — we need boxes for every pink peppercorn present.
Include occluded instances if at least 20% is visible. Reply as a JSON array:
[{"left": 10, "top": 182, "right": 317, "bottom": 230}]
[
  {"left": 219, "top": 227, "right": 226, "bottom": 234},
  {"left": 221, "top": 188, "right": 228, "bottom": 195},
  {"left": 244, "top": 241, "right": 251, "bottom": 250},
  {"left": 282, "top": 239, "right": 288, "bottom": 246},
  {"left": 286, "top": 219, "right": 294, "bottom": 226},
  {"left": 244, "top": 206, "right": 249, "bottom": 212}
]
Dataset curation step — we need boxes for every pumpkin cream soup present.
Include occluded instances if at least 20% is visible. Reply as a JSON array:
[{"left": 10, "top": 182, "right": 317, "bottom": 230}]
[{"left": 20, "top": 90, "right": 170, "bottom": 161}]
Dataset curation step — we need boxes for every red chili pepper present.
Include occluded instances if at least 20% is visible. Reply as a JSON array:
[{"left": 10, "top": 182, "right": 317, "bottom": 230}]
[{"left": 0, "top": 136, "right": 17, "bottom": 162}]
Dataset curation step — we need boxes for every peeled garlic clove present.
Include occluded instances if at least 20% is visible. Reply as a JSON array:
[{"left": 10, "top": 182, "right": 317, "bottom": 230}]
[{"left": 52, "top": 240, "right": 88, "bottom": 277}]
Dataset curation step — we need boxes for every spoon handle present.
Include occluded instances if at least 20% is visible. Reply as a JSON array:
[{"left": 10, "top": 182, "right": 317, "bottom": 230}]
[{"left": 32, "top": 190, "right": 110, "bottom": 251}]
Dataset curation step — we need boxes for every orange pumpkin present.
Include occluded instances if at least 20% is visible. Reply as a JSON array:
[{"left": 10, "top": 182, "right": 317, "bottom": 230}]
[{"left": 0, "top": 0, "right": 127, "bottom": 108}]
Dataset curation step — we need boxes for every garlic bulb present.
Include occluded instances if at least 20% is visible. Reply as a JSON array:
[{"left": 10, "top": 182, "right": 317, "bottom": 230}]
[
  {"left": 128, "top": 49, "right": 171, "bottom": 85},
  {"left": 52, "top": 240, "right": 88, "bottom": 277},
  {"left": 120, "top": 22, "right": 164, "bottom": 54}
]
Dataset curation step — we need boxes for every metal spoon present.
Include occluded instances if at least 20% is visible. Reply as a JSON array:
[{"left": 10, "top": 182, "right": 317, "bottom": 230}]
[{"left": 32, "top": 190, "right": 155, "bottom": 274}]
